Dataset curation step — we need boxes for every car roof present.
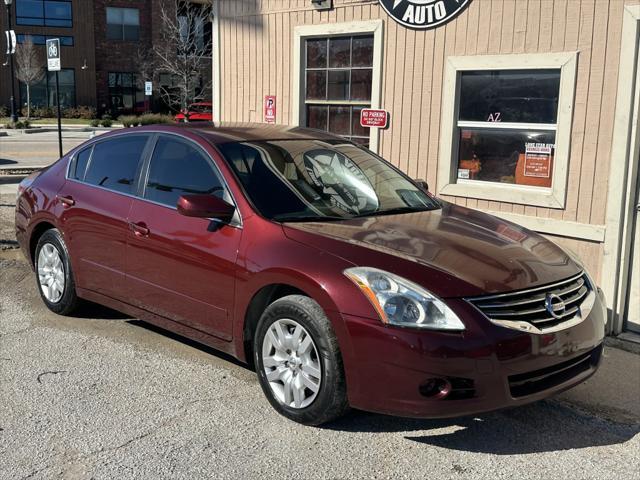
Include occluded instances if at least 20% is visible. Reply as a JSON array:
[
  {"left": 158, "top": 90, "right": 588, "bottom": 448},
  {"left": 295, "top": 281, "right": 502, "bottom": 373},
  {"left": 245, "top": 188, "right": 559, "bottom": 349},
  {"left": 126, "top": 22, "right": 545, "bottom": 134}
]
[{"left": 152, "top": 122, "right": 346, "bottom": 145}]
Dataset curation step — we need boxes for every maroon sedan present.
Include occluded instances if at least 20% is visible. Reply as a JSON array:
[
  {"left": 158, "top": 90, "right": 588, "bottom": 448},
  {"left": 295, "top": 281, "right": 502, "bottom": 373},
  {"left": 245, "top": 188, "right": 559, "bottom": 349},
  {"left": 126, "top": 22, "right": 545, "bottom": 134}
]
[{"left": 15, "top": 124, "right": 606, "bottom": 425}]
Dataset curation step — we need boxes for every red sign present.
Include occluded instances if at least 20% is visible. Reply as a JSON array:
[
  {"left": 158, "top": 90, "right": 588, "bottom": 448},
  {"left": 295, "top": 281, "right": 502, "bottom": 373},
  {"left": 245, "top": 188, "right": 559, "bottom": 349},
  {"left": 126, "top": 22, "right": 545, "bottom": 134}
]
[
  {"left": 360, "top": 109, "right": 389, "bottom": 128},
  {"left": 264, "top": 95, "right": 276, "bottom": 124}
]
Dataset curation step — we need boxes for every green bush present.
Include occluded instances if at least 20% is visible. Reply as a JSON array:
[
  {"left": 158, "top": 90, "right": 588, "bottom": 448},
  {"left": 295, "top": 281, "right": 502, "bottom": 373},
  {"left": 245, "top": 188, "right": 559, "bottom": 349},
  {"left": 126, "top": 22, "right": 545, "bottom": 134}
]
[
  {"left": 101, "top": 118, "right": 113, "bottom": 128},
  {"left": 0, "top": 105, "right": 8, "bottom": 118},
  {"left": 90, "top": 119, "right": 100, "bottom": 127},
  {"left": 119, "top": 115, "right": 139, "bottom": 128}
]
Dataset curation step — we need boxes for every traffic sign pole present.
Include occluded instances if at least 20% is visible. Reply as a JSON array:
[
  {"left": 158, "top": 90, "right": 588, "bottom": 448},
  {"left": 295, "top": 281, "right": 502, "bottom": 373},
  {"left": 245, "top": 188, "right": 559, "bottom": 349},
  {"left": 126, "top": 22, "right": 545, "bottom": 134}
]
[
  {"left": 46, "top": 38, "right": 63, "bottom": 158},
  {"left": 55, "top": 71, "right": 62, "bottom": 158}
]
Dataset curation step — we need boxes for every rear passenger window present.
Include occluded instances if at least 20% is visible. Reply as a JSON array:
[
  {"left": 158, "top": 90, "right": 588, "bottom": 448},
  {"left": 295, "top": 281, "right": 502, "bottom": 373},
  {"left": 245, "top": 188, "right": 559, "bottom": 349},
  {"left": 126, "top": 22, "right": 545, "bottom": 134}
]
[
  {"left": 71, "top": 147, "right": 92, "bottom": 181},
  {"left": 84, "top": 136, "right": 148, "bottom": 194},
  {"left": 144, "top": 136, "right": 224, "bottom": 208}
]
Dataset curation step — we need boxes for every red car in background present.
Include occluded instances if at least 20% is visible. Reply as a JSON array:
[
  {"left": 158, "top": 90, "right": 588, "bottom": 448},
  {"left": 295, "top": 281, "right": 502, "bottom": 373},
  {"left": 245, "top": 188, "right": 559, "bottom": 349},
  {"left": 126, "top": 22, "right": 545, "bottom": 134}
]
[
  {"left": 15, "top": 124, "right": 606, "bottom": 426},
  {"left": 175, "top": 102, "right": 213, "bottom": 122}
]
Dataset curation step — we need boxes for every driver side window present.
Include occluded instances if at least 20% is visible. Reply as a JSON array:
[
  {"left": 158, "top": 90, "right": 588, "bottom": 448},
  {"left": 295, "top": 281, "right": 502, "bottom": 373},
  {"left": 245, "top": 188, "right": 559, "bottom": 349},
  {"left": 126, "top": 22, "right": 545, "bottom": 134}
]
[{"left": 144, "top": 136, "right": 225, "bottom": 208}]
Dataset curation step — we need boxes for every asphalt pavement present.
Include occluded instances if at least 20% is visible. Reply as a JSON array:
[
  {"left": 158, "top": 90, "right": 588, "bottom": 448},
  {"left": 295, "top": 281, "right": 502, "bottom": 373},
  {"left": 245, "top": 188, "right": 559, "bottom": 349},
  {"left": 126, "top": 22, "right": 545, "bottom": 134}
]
[
  {"left": 0, "top": 128, "right": 105, "bottom": 168},
  {"left": 1, "top": 193, "right": 639, "bottom": 480}
]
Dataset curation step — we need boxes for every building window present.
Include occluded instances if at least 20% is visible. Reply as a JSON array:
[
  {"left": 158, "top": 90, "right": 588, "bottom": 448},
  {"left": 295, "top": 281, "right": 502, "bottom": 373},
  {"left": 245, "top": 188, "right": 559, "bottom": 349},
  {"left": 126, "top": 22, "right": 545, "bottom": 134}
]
[
  {"left": 17, "top": 34, "right": 73, "bottom": 46},
  {"left": 456, "top": 70, "right": 560, "bottom": 188},
  {"left": 19, "top": 68, "right": 76, "bottom": 109},
  {"left": 303, "top": 35, "right": 373, "bottom": 148},
  {"left": 437, "top": 53, "right": 578, "bottom": 208},
  {"left": 108, "top": 72, "right": 143, "bottom": 114},
  {"left": 106, "top": 7, "right": 140, "bottom": 41},
  {"left": 16, "top": 0, "right": 72, "bottom": 27}
]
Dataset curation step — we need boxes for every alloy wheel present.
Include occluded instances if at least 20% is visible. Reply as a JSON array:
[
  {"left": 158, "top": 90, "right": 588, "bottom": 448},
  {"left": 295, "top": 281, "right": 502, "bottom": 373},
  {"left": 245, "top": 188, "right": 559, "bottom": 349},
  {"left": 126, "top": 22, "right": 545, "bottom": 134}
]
[{"left": 37, "top": 243, "right": 65, "bottom": 303}]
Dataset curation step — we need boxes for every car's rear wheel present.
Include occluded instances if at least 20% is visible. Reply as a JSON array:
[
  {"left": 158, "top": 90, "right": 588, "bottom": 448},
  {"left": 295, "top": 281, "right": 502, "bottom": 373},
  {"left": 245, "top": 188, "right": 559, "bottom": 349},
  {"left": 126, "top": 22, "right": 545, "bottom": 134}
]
[
  {"left": 254, "top": 294, "right": 349, "bottom": 426},
  {"left": 35, "top": 229, "right": 79, "bottom": 315}
]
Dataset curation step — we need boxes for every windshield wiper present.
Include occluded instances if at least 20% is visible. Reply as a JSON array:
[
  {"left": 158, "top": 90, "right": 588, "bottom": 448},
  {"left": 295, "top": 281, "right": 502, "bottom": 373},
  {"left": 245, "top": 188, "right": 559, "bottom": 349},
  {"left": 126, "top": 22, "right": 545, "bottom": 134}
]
[
  {"left": 354, "top": 206, "right": 433, "bottom": 218},
  {"left": 272, "top": 214, "right": 349, "bottom": 223}
]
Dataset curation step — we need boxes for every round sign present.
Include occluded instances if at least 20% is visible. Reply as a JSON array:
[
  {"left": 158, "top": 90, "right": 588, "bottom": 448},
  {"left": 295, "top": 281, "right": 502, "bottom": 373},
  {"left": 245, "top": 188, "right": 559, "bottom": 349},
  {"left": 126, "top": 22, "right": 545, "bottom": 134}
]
[{"left": 379, "top": 0, "right": 472, "bottom": 30}]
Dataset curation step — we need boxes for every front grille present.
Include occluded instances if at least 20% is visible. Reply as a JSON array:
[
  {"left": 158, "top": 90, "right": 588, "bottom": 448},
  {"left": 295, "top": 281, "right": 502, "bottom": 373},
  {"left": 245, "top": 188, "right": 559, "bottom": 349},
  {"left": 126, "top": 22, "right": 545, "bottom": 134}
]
[
  {"left": 467, "top": 272, "right": 591, "bottom": 332},
  {"left": 508, "top": 344, "right": 603, "bottom": 397}
]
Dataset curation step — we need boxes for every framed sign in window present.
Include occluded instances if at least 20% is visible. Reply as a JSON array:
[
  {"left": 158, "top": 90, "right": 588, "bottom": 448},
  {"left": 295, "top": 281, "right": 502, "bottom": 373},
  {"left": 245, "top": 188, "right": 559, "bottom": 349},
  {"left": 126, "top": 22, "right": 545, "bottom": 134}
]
[{"left": 438, "top": 53, "right": 578, "bottom": 208}]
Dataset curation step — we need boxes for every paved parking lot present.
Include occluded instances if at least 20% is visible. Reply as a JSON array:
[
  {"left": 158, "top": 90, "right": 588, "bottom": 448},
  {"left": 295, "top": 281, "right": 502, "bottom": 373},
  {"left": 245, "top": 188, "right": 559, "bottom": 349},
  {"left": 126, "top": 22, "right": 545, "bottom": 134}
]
[{"left": 1, "top": 193, "right": 639, "bottom": 480}]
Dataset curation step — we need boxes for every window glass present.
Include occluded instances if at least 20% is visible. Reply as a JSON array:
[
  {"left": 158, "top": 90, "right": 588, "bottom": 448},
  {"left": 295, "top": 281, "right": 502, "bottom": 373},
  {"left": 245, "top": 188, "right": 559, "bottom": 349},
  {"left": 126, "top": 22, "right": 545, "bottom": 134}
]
[
  {"left": 457, "top": 129, "right": 556, "bottom": 188},
  {"left": 144, "top": 137, "right": 224, "bottom": 208},
  {"left": 108, "top": 72, "right": 141, "bottom": 115},
  {"left": 19, "top": 68, "right": 75, "bottom": 109},
  {"left": 304, "top": 34, "right": 374, "bottom": 147},
  {"left": 306, "top": 38, "right": 327, "bottom": 68},
  {"left": 218, "top": 140, "right": 438, "bottom": 220},
  {"left": 329, "top": 37, "right": 350, "bottom": 68},
  {"left": 352, "top": 36, "right": 373, "bottom": 67},
  {"left": 106, "top": 7, "right": 140, "bottom": 41},
  {"left": 16, "top": 0, "right": 72, "bottom": 27},
  {"left": 84, "top": 136, "right": 148, "bottom": 194},
  {"left": 454, "top": 69, "right": 560, "bottom": 189},
  {"left": 459, "top": 70, "right": 560, "bottom": 124},
  {"left": 72, "top": 147, "right": 92, "bottom": 181}
]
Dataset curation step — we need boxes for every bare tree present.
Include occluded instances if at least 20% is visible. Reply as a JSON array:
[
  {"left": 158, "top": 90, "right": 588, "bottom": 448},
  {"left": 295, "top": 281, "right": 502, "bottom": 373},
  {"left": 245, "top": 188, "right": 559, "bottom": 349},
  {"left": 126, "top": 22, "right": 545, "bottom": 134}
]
[
  {"left": 154, "top": 0, "right": 213, "bottom": 112},
  {"left": 15, "top": 37, "right": 45, "bottom": 119}
]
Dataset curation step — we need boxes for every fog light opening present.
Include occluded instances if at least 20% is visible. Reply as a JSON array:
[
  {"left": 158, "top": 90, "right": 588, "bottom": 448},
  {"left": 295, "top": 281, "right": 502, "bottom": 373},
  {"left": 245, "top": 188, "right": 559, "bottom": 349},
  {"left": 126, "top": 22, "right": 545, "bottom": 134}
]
[{"left": 419, "top": 378, "right": 452, "bottom": 399}]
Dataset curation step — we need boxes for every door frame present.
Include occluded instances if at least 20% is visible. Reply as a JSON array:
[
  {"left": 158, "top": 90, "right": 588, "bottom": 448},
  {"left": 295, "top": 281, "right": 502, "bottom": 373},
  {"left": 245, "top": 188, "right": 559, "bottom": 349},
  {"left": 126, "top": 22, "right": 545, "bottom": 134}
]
[{"left": 603, "top": 5, "right": 640, "bottom": 334}]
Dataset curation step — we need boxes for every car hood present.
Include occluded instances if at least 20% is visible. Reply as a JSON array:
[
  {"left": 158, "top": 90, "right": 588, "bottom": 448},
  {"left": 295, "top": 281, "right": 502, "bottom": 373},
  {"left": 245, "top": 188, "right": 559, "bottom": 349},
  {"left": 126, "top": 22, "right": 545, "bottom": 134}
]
[{"left": 282, "top": 202, "right": 581, "bottom": 298}]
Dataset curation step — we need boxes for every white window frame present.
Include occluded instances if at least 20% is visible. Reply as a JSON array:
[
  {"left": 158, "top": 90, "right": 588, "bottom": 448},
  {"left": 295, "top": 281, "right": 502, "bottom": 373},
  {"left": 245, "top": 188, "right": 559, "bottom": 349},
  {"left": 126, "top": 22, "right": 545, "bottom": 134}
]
[
  {"left": 437, "top": 52, "right": 578, "bottom": 208},
  {"left": 292, "top": 20, "right": 384, "bottom": 154}
]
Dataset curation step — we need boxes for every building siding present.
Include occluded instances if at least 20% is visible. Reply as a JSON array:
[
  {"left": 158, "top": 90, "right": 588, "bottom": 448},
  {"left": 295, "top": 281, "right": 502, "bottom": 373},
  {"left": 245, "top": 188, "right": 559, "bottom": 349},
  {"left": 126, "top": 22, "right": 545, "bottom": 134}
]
[{"left": 216, "top": 0, "right": 640, "bottom": 282}]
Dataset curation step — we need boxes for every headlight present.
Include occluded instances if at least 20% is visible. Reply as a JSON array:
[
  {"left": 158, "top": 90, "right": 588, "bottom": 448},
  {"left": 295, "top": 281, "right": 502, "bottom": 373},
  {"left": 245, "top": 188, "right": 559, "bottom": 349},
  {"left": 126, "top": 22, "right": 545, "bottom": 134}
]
[{"left": 344, "top": 267, "right": 465, "bottom": 331}]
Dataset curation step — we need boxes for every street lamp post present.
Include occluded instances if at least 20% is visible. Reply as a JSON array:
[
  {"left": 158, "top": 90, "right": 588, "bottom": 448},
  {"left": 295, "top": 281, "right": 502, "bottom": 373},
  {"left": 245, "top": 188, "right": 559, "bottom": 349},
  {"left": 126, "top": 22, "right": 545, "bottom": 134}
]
[{"left": 4, "top": 0, "right": 18, "bottom": 123}]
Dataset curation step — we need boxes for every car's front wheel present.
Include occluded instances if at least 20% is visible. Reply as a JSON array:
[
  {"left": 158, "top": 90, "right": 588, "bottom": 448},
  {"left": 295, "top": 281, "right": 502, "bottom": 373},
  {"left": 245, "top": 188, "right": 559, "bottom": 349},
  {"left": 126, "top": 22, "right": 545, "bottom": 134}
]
[
  {"left": 254, "top": 295, "right": 349, "bottom": 426},
  {"left": 35, "top": 228, "right": 79, "bottom": 315}
]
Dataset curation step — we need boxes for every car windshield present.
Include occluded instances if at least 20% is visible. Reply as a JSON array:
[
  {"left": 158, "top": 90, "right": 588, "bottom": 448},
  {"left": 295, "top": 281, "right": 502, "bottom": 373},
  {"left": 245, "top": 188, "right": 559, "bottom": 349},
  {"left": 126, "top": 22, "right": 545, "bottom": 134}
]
[{"left": 217, "top": 139, "right": 440, "bottom": 221}]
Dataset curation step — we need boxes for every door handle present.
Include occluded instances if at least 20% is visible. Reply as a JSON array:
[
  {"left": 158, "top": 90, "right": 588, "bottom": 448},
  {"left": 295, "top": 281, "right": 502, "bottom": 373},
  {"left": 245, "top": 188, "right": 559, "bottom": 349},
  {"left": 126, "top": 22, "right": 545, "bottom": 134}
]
[
  {"left": 56, "top": 195, "right": 75, "bottom": 207},
  {"left": 130, "top": 222, "right": 150, "bottom": 237}
]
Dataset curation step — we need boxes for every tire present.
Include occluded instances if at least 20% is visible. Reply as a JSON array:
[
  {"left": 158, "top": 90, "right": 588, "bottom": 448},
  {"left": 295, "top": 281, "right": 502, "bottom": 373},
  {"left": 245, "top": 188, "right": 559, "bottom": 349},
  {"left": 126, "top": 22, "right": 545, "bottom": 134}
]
[
  {"left": 34, "top": 228, "right": 80, "bottom": 315},
  {"left": 254, "top": 294, "right": 349, "bottom": 426}
]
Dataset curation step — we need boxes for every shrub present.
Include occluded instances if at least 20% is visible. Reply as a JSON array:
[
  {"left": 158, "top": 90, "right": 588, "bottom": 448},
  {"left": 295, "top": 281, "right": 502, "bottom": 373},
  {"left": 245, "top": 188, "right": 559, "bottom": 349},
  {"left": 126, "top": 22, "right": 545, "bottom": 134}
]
[
  {"left": 101, "top": 118, "right": 113, "bottom": 127},
  {"left": 119, "top": 115, "right": 139, "bottom": 128},
  {"left": 31, "top": 106, "right": 55, "bottom": 118},
  {"left": 138, "top": 113, "right": 174, "bottom": 126},
  {"left": 63, "top": 105, "right": 96, "bottom": 119},
  {"left": 90, "top": 119, "right": 100, "bottom": 127},
  {"left": 0, "top": 105, "right": 8, "bottom": 118},
  {"left": 4, "top": 119, "right": 31, "bottom": 129}
]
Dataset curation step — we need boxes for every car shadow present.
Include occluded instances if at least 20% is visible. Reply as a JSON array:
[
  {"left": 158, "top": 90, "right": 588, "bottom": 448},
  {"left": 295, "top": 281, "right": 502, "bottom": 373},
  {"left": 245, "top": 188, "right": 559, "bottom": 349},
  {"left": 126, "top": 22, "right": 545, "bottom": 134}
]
[
  {"left": 70, "top": 301, "right": 132, "bottom": 320},
  {"left": 327, "top": 401, "right": 640, "bottom": 454},
  {"left": 0, "top": 159, "right": 18, "bottom": 166}
]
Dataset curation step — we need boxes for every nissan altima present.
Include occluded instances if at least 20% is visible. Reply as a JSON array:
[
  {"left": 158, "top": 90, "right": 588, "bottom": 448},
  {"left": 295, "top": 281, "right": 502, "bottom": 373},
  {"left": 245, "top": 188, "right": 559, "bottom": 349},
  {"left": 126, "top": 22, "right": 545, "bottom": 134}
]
[{"left": 15, "top": 124, "right": 606, "bottom": 425}]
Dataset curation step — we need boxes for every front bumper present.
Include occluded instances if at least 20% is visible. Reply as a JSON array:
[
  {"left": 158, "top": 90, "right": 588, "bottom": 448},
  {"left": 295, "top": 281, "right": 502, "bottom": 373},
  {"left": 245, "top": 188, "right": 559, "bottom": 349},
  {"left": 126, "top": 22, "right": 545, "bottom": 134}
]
[{"left": 341, "top": 289, "right": 606, "bottom": 418}]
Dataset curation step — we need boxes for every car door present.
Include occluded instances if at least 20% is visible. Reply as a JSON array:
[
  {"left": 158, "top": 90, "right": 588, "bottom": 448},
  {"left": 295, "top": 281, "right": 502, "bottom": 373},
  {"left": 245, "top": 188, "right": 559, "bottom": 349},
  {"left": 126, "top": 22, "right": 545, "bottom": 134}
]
[
  {"left": 57, "top": 134, "right": 151, "bottom": 300},
  {"left": 125, "top": 134, "right": 242, "bottom": 341}
]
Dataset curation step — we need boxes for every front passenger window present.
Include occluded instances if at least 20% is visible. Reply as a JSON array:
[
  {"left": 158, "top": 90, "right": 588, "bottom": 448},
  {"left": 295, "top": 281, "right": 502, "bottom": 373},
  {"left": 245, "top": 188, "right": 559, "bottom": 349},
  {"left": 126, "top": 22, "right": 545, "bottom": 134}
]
[{"left": 144, "top": 137, "right": 225, "bottom": 208}]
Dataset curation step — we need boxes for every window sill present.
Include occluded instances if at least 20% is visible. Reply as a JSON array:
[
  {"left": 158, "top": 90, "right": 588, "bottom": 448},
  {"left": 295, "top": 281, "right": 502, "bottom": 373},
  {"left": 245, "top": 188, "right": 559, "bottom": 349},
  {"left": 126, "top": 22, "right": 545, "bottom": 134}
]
[{"left": 439, "top": 180, "right": 564, "bottom": 209}]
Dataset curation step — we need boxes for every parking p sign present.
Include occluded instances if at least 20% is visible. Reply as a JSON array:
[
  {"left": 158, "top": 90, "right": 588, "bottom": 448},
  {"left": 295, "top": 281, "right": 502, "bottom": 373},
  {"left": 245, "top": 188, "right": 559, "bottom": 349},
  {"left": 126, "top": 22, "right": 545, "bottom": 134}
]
[{"left": 46, "top": 38, "right": 61, "bottom": 72}]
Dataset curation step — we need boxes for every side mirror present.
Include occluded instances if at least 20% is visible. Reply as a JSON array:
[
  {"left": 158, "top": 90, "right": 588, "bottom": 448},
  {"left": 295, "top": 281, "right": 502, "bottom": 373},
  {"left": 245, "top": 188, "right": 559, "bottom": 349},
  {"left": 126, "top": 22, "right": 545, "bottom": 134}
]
[
  {"left": 414, "top": 179, "right": 429, "bottom": 192},
  {"left": 177, "top": 194, "right": 235, "bottom": 223}
]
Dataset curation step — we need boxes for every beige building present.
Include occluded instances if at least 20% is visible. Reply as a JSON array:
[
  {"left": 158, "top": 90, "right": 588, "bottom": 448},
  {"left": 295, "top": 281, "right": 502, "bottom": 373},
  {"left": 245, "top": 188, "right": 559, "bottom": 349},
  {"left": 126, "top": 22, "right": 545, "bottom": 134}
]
[{"left": 210, "top": 0, "right": 640, "bottom": 336}]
